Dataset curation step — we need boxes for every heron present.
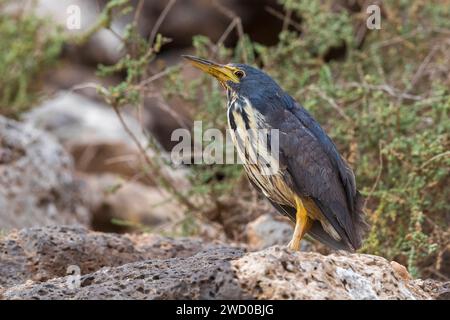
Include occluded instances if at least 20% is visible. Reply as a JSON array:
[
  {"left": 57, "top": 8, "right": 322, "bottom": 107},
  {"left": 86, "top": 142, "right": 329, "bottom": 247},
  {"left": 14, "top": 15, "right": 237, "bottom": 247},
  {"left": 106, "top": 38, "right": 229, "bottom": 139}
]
[{"left": 183, "top": 55, "right": 368, "bottom": 251}]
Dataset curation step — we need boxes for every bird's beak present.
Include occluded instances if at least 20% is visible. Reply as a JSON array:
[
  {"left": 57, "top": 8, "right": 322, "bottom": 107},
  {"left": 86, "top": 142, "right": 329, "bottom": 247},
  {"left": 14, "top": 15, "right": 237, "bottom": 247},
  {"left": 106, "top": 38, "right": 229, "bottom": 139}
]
[{"left": 182, "top": 55, "right": 240, "bottom": 84}]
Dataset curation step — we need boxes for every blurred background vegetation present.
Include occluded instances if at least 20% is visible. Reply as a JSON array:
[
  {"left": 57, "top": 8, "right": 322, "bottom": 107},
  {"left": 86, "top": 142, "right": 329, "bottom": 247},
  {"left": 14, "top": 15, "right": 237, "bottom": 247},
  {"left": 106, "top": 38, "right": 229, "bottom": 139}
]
[{"left": 0, "top": 0, "right": 449, "bottom": 279}]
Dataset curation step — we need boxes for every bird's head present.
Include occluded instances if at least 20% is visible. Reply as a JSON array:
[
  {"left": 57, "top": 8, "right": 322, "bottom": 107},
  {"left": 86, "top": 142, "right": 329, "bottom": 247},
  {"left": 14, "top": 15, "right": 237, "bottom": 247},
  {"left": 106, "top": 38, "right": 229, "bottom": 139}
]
[{"left": 182, "top": 55, "right": 282, "bottom": 101}]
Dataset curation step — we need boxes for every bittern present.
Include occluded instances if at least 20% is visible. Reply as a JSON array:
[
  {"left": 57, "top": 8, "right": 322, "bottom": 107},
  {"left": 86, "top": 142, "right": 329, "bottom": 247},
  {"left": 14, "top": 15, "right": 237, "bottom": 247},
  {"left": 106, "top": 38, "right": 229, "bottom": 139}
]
[{"left": 183, "top": 55, "right": 368, "bottom": 251}]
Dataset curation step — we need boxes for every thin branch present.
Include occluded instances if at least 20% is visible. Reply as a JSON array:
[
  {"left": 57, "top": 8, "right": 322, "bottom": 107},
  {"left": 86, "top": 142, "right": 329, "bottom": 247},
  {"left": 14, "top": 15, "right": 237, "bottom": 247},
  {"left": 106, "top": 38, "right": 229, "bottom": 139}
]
[
  {"left": 345, "top": 82, "right": 423, "bottom": 101},
  {"left": 138, "top": 67, "right": 174, "bottom": 87},
  {"left": 103, "top": 154, "right": 138, "bottom": 166},
  {"left": 213, "top": 18, "right": 239, "bottom": 56},
  {"left": 212, "top": 0, "right": 247, "bottom": 63},
  {"left": 310, "top": 86, "right": 351, "bottom": 121},
  {"left": 111, "top": 104, "right": 197, "bottom": 211},
  {"left": 148, "top": 0, "right": 176, "bottom": 50},
  {"left": 265, "top": 6, "right": 302, "bottom": 32},
  {"left": 364, "top": 140, "right": 384, "bottom": 209},
  {"left": 133, "top": 0, "right": 145, "bottom": 24},
  {"left": 282, "top": 8, "right": 292, "bottom": 32},
  {"left": 107, "top": 26, "right": 125, "bottom": 43},
  {"left": 410, "top": 45, "right": 440, "bottom": 90},
  {"left": 153, "top": 97, "right": 191, "bottom": 130},
  {"left": 420, "top": 151, "right": 450, "bottom": 170},
  {"left": 371, "top": 28, "right": 421, "bottom": 49},
  {"left": 70, "top": 82, "right": 109, "bottom": 96}
]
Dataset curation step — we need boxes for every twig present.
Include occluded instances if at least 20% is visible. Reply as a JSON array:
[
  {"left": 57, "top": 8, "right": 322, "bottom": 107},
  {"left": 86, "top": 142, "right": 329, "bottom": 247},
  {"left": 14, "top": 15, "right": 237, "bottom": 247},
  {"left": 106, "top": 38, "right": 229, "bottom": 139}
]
[
  {"left": 75, "top": 0, "right": 130, "bottom": 45},
  {"left": 138, "top": 67, "right": 174, "bottom": 87},
  {"left": 107, "top": 26, "right": 125, "bottom": 43},
  {"left": 212, "top": 0, "right": 247, "bottom": 63},
  {"left": 422, "top": 267, "right": 449, "bottom": 281},
  {"left": 136, "top": 89, "right": 190, "bottom": 130},
  {"left": 410, "top": 45, "right": 440, "bottom": 90},
  {"left": 364, "top": 140, "right": 384, "bottom": 209},
  {"left": 111, "top": 104, "right": 197, "bottom": 211},
  {"left": 310, "top": 86, "right": 351, "bottom": 121},
  {"left": 154, "top": 97, "right": 191, "bottom": 130},
  {"left": 103, "top": 154, "right": 138, "bottom": 166},
  {"left": 345, "top": 82, "right": 423, "bottom": 101},
  {"left": 371, "top": 28, "right": 421, "bottom": 49},
  {"left": 213, "top": 18, "right": 239, "bottom": 56},
  {"left": 148, "top": 0, "right": 176, "bottom": 50},
  {"left": 70, "top": 82, "right": 109, "bottom": 96},
  {"left": 420, "top": 151, "right": 450, "bottom": 170},
  {"left": 282, "top": 8, "right": 292, "bottom": 32},
  {"left": 77, "top": 144, "right": 99, "bottom": 172},
  {"left": 139, "top": 0, "right": 176, "bottom": 109},
  {"left": 133, "top": 0, "right": 145, "bottom": 24},
  {"left": 265, "top": 6, "right": 302, "bottom": 32}
]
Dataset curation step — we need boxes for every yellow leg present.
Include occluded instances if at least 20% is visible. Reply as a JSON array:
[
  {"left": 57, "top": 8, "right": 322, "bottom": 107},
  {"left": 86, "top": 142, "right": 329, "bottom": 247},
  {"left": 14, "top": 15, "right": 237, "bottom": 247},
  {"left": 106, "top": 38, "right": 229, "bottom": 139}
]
[{"left": 288, "top": 196, "right": 312, "bottom": 251}]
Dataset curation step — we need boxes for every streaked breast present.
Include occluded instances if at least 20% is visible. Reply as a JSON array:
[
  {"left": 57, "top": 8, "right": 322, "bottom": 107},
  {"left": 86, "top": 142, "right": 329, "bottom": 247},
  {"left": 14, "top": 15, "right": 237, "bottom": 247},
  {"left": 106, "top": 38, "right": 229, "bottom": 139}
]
[{"left": 227, "top": 95, "right": 294, "bottom": 206}]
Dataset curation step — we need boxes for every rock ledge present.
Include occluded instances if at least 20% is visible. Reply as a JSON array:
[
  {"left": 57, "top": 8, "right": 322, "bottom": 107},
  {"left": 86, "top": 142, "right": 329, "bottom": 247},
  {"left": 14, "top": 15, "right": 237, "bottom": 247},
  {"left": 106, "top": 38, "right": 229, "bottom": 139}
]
[{"left": 1, "top": 226, "right": 446, "bottom": 300}]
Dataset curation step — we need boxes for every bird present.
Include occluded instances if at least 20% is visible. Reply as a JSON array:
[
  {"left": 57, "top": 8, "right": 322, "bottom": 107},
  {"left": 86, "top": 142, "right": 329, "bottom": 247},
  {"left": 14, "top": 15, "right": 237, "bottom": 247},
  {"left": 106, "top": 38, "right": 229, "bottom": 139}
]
[{"left": 183, "top": 55, "right": 369, "bottom": 252}]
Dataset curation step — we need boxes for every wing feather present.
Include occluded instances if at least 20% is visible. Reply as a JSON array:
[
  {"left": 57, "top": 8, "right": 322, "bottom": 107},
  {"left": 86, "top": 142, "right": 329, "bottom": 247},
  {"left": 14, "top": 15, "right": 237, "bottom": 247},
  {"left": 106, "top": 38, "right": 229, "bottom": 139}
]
[
  {"left": 284, "top": 97, "right": 357, "bottom": 212},
  {"left": 275, "top": 97, "right": 367, "bottom": 249}
]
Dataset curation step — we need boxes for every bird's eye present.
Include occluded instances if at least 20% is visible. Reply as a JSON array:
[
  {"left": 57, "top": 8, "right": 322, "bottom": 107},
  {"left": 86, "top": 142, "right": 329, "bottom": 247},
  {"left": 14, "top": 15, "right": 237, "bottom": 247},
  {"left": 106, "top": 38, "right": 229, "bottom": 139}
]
[{"left": 234, "top": 70, "right": 245, "bottom": 79}]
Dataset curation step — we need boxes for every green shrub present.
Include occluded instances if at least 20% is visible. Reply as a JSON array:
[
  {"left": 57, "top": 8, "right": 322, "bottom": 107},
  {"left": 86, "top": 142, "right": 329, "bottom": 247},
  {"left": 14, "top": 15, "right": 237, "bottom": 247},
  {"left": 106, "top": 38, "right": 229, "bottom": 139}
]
[
  {"left": 0, "top": 2, "right": 64, "bottom": 116},
  {"left": 165, "top": 0, "right": 449, "bottom": 276},
  {"left": 31, "top": 0, "right": 445, "bottom": 277}
]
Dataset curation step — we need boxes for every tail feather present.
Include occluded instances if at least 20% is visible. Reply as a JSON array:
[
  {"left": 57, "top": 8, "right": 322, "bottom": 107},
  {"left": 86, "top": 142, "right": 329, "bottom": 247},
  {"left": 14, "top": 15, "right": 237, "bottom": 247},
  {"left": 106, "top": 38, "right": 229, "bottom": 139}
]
[
  {"left": 313, "top": 192, "right": 369, "bottom": 251},
  {"left": 307, "top": 220, "right": 354, "bottom": 251}
]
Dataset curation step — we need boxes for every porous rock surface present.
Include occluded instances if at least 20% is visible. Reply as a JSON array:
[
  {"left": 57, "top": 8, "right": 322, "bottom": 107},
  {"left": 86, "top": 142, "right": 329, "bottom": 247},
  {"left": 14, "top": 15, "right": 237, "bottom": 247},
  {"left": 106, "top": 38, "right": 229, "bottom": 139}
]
[
  {"left": 1, "top": 226, "right": 444, "bottom": 300},
  {"left": 0, "top": 116, "right": 89, "bottom": 230},
  {"left": 0, "top": 226, "right": 228, "bottom": 291},
  {"left": 234, "top": 248, "right": 432, "bottom": 300}
]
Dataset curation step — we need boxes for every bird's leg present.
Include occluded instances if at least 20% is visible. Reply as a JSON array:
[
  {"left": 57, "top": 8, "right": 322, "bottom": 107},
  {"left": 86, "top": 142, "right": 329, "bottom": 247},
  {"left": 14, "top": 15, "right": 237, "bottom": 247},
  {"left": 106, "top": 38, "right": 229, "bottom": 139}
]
[{"left": 288, "top": 196, "right": 312, "bottom": 251}]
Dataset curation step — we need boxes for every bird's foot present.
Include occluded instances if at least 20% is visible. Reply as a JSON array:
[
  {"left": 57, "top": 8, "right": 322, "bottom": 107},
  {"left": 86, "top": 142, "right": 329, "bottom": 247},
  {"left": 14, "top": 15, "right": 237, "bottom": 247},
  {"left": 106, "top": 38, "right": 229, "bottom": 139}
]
[{"left": 287, "top": 239, "right": 301, "bottom": 251}]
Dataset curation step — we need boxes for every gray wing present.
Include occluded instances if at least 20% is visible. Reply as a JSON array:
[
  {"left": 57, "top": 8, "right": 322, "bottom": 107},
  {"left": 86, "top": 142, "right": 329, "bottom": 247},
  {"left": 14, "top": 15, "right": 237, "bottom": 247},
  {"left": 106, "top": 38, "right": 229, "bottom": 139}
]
[
  {"left": 287, "top": 101, "right": 358, "bottom": 212},
  {"left": 273, "top": 98, "right": 367, "bottom": 250}
]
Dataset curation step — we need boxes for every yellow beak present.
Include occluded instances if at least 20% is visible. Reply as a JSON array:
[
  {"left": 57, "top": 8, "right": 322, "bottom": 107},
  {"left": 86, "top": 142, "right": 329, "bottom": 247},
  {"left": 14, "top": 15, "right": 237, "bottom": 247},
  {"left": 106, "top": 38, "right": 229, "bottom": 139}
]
[{"left": 182, "top": 55, "right": 240, "bottom": 84}]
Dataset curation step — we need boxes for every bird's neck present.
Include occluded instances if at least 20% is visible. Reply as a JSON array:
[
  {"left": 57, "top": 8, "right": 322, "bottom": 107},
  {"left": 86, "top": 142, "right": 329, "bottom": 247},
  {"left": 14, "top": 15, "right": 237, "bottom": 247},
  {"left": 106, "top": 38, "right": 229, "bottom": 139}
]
[{"left": 226, "top": 88, "right": 235, "bottom": 102}]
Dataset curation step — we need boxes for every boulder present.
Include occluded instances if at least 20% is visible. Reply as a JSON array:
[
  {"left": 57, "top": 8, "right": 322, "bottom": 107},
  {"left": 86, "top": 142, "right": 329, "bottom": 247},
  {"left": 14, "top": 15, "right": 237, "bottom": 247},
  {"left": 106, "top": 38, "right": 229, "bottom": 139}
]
[
  {"left": 24, "top": 92, "right": 149, "bottom": 152},
  {"left": 0, "top": 225, "right": 229, "bottom": 290},
  {"left": 33, "top": 0, "right": 125, "bottom": 65},
  {"left": 82, "top": 173, "right": 179, "bottom": 232},
  {"left": 85, "top": 176, "right": 227, "bottom": 239},
  {"left": 24, "top": 91, "right": 189, "bottom": 188},
  {"left": 246, "top": 214, "right": 293, "bottom": 250},
  {"left": 1, "top": 226, "right": 445, "bottom": 300},
  {"left": 0, "top": 116, "right": 89, "bottom": 230},
  {"left": 233, "top": 248, "right": 430, "bottom": 300}
]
